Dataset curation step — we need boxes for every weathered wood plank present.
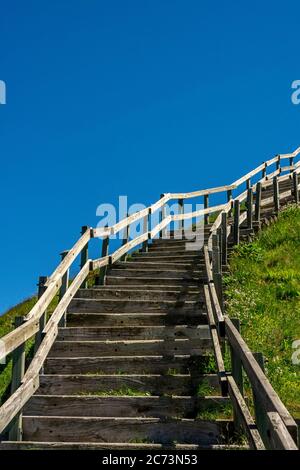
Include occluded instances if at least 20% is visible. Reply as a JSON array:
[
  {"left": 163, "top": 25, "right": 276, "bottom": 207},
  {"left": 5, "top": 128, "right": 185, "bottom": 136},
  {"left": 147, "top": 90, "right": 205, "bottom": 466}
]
[
  {"left": 25, "top": 395, "right": 230, "bottom": 418},
  {"left": 22, "top": 416, "right": 232, "bottom": 444},
  {"left": 38, "top": 373, "right": 220, "bottom": 396},
  {"left": 48, "top": 338, "right": 213, "bottom": 357},
  {"left": 57, "top": 325, "right": 211, "bottom": 341}
]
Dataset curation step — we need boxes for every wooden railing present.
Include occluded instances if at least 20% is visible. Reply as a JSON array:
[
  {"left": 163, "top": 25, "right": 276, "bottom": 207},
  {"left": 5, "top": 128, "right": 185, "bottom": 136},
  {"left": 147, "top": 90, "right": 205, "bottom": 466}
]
[{"left": 0, "top": 147, "right": 300, "bottom": 445}]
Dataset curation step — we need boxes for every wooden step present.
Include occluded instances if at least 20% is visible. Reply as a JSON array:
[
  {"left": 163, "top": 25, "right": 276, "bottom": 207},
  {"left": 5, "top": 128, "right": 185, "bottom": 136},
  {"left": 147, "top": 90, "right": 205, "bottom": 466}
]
[
  {"left": 132, "top": 253, "right": 203, "bottom": 262},
  {"left": 67, "top": 312, "right": 208, "bottom": 326},
  {"left": 44, "top": 355, "right": 212, "bottom": 375},
  {"left": 148, "top": 245, "right": 202, "bottom": 253},
  {"left": 132, "top": 252, "right": 204, "bottom": 260},
  {"left": 25, "top": 395, "right": 230, "bottom": 418},
  {"left": 68, "top": 298, "right": 205, "bottom": 314},
  {"left": 38, "top": 373, "right": 219, "bottom": 396},
  {"left": 21, "top": 416, "right": 233, "bottom": 444},
  {"left": 114, "top": 261, "right": 205, "bottom": 270},
  {"left": 58, "top": 325, "right": 210, "bottom": 341},
  {"left": 49, "top": 338, "right": 212, "bottom": 357},
  {"left": 0, "top": 441, "right": 248, "bottom": 450},
  {"left": 105, "top": 276, "right": 203, "bottom": 286},
  {"left": 76, "top": 288, "right": 203, "bottom": 301},
  {"left": 107, "top": 269, "right": 205, "bottom": 279}
]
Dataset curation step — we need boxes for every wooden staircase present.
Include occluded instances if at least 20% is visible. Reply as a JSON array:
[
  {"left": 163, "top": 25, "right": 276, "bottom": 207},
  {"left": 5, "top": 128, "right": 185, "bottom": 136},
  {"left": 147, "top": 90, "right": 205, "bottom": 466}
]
[
  {"left": 16, "top": 226, "right": 238, "bottom": 449},
  {"left": 0, "top": 149, "right": 299, "bottom": 450}
]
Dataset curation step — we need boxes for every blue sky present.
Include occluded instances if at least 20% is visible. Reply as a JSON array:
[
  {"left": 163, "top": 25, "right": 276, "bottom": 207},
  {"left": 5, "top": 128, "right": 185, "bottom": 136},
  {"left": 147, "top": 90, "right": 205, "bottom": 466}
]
[{"left": 0, "top": 0, "right": 300, "bottom": 312}]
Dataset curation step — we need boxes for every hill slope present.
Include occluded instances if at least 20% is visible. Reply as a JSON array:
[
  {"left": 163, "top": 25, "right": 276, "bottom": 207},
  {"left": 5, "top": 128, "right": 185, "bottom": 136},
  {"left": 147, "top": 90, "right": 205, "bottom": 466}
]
[{"left": 224, "top": 205, "right": 300, "bottom": 417}]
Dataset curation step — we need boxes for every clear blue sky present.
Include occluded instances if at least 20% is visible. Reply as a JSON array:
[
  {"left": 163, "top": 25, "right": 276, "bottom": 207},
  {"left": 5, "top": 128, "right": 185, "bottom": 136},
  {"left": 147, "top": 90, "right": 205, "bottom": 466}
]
[{"left": 0, "top": 0, "right": 300, "bottom": 313}]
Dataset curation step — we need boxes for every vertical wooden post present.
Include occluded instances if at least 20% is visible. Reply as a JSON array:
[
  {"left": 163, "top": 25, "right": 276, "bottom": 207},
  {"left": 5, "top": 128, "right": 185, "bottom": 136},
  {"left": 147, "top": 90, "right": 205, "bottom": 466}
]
[
  {"left": 178, "top": 198, "right": 184, "bottom": 238},
  {"left": 142, "top": 209, "right": 150, "bottom": 252},
  {"left": 34, "top": 276, "right": 48, "bottom": 354},
  {"left": 227, "top": 189, "right": 232, "bottom": 217},
  {"left": 212, "top": 233, "right": 222, "bottom": 303},
  {"left": 276, "top": 155, "right": 281, "bottom": 172},
  {"left": 159, "top": 194, "right": 166, "bottom": 238},
  {"left": 246, "top": 178, "right": 251, "bottom": 190},
  {"left": 252, "top": 352, "right": 268, "bottom": 447},
  {"left": 273, "top": 176, "right": 279, "bottom": 214},
  {"left": 262, "top": 162, "right": 267, "bottom": 179},
  {"left": 221, "top": 212, "right": 227, "bottom": 265},
  {"left": 255, "top": 182, "right": 262, "bottom": 222},
  {"left": 97, "top": 230, "right": 110, "bottom": 285},
  {"left": 217, "top": 227, "right": 222, "bottom": 274},
  {"left": 247, "top": 187, "right": 253, "bottom": 230},
  {"left": 58, "top": 251, "right": 69, "bottom": 327},
  {"left": 80, "top": 226, "right": 89, "bottom": 288},
  {"left": 289, "top": 156, "right": 294, "bottom": 173},
  {"left": 8, "top": 316, "right": 25, "bottom": 441},
  {"left": 121, "top": 215, "right": 129, "bottom": 261},
  {"left": 204, "top": 194, "right": 209, "bottom": 225},
  {"left": 230, "top": 319, "right": 243, "bottom": 395},
  {"left": 233, "top": 199, "right": 240, "bottom": 245},
  {"left": 293, "top": 171, "right": 299, "bottom": 204}
]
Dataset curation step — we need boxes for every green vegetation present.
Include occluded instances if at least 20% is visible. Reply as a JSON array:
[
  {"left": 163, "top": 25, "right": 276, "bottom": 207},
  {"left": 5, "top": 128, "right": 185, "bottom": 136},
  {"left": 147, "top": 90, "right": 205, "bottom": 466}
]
[
  {"left": 0, "top": 293, "right": 59, "bottom": 404},
  {"left": 224, "top": 205, "right": 300, "bottom": 417}
]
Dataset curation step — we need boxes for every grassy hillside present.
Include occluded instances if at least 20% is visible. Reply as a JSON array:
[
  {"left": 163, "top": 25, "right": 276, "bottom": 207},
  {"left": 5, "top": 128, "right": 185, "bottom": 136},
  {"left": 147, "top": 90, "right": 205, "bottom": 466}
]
[
  {"left": 224, "top": 205, "right": 300, "bottom": 417},
  {"left": 0, "top": 297, "right": 37, "bottom": 404}
]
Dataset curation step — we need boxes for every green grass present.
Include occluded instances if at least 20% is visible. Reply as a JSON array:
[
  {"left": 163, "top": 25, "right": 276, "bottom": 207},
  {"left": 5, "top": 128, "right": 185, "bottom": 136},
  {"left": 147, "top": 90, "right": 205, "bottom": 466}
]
[
  {"left": 224, "top": 205, "right": 300, "bottom": 418},
  {"left": 0, "top": 293, "right": 59, "bottom": 404}
]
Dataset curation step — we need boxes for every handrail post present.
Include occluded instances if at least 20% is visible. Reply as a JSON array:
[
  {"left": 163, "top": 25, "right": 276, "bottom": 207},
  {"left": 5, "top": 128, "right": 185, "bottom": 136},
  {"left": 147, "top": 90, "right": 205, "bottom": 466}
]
[
  {"left": 204, "top": 194, "right": 209, "bottom": 225},
  {"left": 34, "top": 275, "right": 48, "bottom": 354},
  {"left": 262, "top": 162, "right": 267, "bottom": 179},
  {"left": 80, "top": 226, "right": 89, "bottom": 288},
  {"left": 217, "top": 227, "right": 222, "bottom": 274},
  {"left": 121, "top": 214, "right": 129, "bottom": 261},
  {"left": 273, "top": 176, "right": 279, "bottom": 214},
  {"left": 233, "top": 199, "right": 240, "bottom": 245},
  {"left": 276, "top": 155, "right": 281, "bottom": 172},
  {"left": 246, "top": 178, "right": 251, "bottom": 190},
  {"left": 96, "top": 229, "right": 110, "bottom": 285},
  {"left": 230, "top": 318, "right": 243, "bottom": 433},
  {"left": 58, "top": 251, "right": 69, "bottom": 327},
  {"left": 227, "top": 189, "right": 232, "bottom": 217},
  {"left": 8, "top": 316, "right": 25, "bottom": 441},
  {"left": 293, "top": 171, "right": 299, "bottom": 204},
  {"left": 178, "top": 198, "right": 184, "bottom": 239},
  {"left": 252, "top": 352, "right": 268, "bottom": 447},
  {"left": 212, "top": 233, "right": 222, "bottom": 303},
  {"left": 142, "top": 209, "right": 150, "bottom": 252},
  {"left": 159, "top": 194, "right": 166, "bottom": 239},
  {"left": 255, "top": 182, "right": 262, "bottom": 222},
  {"left": 289, "top": 156, "right": 294, "bottom": 174},
  {"left": 230, "top": 318, "right": 244, "bottom": 395},
  {"left": 221, "top": 212, "right": 227, "bottom": 265},
  {"left": 247, "top": 187, "right": 253, "bottom": 230}
]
